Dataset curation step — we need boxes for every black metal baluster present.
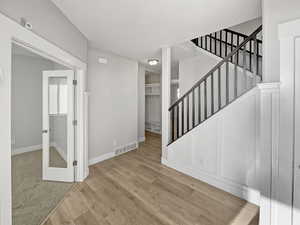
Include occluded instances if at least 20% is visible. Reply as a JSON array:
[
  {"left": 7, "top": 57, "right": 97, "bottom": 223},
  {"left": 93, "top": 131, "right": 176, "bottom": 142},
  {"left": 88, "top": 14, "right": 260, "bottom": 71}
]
[
  {"left": 249, "top": 40, "right": 252, "bottom": 72},
  {"left": 209, "top": 34, "right": 212, "bottom": 52},
  {"left": 192, "top": 89, "right": 195, "bottom": 127},
  {"left": 253, "top": 37, "right": 258, "bottom": 85},
  {"left": 218, "top": 67, "right": 221, "bottom": 110},
  {"left": 171, "top": 108, "right": 175, "bottom": 142},
  {"left": 256, "top": 40, "right": 259, "bottom": 75},
  {"left": 231, "top": 32, "right": 234, "bottom": 62},
  {"left": 205, "top": 35, "right": 208, "bottom": 50},
  {"left": 176, "top": 104, "right": 179, "bottom": 139},
  {"left": 226, "top": 61, "right": 229, "bottom": 104},
  {"left": 204, "top": 79, "right": 207, "bottom": 119},
  {"left": 225, "top": 30, "right": 228, "bottom": 57},
  {"left": 236, "top": 35, "right": 240, "bottom": 65},
  {"left": 187, "top": 95, "right": 190, "bottom": 131},
  {"left": 198, "top": 85, "right": 201, "bottom": 123},
  {"left": 200, "top": 37, "right": 203, "bottom": 48},
  {"left": 243, "top": 43, "right": 247, "bottom": 90},
  {"left": 181, "top": 100, "right": 184, "bottom": 135},
  {"left": 220, "top": 31, "right": 223, "bottom": 58},
  {"left": 211, "top": 73, "right": 214, "bottom": 115},
  {"left": 234, "top": 54, "right": 238, "bottom": 98},
  {"left": 214, "top": 32, "right": 217, "bottom": 55}
]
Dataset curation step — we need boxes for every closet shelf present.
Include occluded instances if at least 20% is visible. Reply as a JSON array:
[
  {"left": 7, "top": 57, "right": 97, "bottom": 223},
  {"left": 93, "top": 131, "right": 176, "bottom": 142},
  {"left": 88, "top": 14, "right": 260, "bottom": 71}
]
[
  {"left": 145, "top": 83, "right": 160, "bottom": 88},
  {"left": 146, "top": 93, "right": 160, "bottom": 96}
]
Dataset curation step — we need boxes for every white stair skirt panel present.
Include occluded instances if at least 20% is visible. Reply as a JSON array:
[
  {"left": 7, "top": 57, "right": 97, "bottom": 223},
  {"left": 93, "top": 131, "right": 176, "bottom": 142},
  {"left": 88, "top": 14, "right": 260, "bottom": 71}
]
[{"left": 164, "top": 87, "right": 261, "bottom": 205}]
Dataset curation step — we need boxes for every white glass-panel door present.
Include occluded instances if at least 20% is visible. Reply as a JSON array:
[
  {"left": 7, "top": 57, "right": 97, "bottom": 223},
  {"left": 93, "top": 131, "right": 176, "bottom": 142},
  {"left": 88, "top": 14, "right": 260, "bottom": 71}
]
[{"left": 42, "top": 70, "right": 74, "bottom": 182}]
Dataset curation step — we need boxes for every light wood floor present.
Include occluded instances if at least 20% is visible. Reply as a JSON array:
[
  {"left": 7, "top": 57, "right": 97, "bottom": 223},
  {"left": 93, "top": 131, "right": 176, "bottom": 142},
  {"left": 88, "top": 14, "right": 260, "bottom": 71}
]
[{"left": 42, "top": 132, "right": 259, "bottom": 225}]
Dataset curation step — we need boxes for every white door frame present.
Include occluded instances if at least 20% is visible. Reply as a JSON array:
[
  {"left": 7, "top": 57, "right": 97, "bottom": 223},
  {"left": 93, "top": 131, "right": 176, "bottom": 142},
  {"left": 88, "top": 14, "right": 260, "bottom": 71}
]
[
  {"left": 278, "top": 18, "right": 300, "bottom": 225},
  {"left": 0, "top": 13, "right": 88, "bottom": 225}
]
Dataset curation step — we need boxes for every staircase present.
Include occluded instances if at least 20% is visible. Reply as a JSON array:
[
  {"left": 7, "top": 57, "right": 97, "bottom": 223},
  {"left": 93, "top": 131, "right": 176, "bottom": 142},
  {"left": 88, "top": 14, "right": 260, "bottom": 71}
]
[{"left": 169, "top": 26, "right": 262, "bottom": 144}]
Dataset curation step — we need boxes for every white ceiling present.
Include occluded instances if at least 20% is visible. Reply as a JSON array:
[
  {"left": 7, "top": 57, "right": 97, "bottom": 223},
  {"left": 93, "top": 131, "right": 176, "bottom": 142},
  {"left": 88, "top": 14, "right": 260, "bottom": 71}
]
[{"left": 52, "top": 0, "right": 261, "bottom": 61}]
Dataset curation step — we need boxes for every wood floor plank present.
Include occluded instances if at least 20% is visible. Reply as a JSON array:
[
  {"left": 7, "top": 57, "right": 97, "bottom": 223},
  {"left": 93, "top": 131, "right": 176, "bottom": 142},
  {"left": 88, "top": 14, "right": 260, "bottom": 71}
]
[{"left": 41, "top": 132, "right": 259, "bottom": 225}]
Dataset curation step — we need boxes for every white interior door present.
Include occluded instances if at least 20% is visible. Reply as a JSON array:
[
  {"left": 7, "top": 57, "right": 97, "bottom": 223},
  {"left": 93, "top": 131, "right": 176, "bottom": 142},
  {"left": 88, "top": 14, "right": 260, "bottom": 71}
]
[
  {"left": 293, "top": 37, "right": 300, "bottom": 225},
  {"left": 42, "top": 70, "right": 74, "bottom": 182}
]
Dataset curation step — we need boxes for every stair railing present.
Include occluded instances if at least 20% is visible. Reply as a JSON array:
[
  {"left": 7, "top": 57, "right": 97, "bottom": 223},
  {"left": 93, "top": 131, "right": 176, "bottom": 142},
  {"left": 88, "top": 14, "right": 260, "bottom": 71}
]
[
  {"left": 169, "top": 26, "right": 262, "bottom": 144},
  {"left": 192, "top": 28, "right": 262, "bottom": 77}
]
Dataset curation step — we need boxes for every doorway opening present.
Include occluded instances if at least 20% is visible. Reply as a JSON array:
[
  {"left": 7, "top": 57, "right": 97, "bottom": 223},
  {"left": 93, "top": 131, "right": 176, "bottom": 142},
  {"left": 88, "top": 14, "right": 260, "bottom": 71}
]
[{"left": 11, "top": 43, "right": 75, "bottom": 225}]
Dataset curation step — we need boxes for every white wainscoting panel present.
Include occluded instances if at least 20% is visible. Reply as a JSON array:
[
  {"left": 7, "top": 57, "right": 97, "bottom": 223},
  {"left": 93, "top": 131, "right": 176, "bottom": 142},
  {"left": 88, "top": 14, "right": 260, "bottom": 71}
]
[{"left": 165, "top": 87, "right": 260, "bottom": 205}]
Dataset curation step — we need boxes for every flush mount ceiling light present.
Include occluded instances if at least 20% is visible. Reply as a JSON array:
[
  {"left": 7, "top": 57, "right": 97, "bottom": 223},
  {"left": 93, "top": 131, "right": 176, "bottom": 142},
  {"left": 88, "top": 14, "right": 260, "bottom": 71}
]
[{"left": 148, "top": 59, "right": 159, "bottom": 66}]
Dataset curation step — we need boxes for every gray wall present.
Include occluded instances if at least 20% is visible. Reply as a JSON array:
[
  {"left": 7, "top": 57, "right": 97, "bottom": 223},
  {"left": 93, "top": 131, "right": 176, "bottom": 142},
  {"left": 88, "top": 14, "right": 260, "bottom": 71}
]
[
  {"left": 12, "top": 55, "right": 53, "bottom": 150},
  {"left": 88, "top": 48, "right": 138, "bottom": 160},
  {"left": 263, "top": 0, "right": 300, "bottom": 82},
  {"left": 12, "top": 49, "right": 68, "bottom": 154},
  {"left": 0, "top": 0, "right": 88, "bottom": 62}
]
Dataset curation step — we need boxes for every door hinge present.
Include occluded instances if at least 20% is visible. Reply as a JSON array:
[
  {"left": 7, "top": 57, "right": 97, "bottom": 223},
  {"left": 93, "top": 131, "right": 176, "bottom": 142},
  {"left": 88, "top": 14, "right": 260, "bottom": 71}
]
[
  {"left": 73, "top": 80, "right": 77, "bottom": 86},
  {"left": 73, "top": 160, "right": 78, "bottom": 166},
  {"left": 73, "top": 120, "right": 77, "bottom": 126}
]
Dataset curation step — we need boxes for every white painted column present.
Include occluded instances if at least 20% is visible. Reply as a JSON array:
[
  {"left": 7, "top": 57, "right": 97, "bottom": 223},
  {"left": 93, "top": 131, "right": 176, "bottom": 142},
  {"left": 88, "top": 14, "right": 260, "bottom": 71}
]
[
  {"left": 276, "top": 19, "right": 300, "bottom": 225},
  {"left": 257, "top": 83, "right": 280, "bottom": 225},
  {"left": 161, "top": 47, "right": 171, "bottom": 161}
]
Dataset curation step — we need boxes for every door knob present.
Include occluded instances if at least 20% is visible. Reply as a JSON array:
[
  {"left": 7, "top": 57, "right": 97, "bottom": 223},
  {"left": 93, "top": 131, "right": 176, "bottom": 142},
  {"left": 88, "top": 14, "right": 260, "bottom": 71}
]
[{"left": 42, "top": 130, "right": 48, "bottom": 134}]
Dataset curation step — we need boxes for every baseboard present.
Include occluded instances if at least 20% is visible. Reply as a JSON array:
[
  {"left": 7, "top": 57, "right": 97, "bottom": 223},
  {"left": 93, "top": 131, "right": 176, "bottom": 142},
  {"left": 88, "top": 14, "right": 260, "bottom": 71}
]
[
  {"left": 138, "top": 136, "right": 146, "bottom": 143},
  {"left": 163, "top": 160, "right": 260, "bottom": 206},
  {"left": 89, "top": 152, "right": 115, "bottom": 166},
  {"left": 12, "top": 144, "right": 42, "bottom": 156},
  {"left": 88, "top": 141, "right": 138, "bottom": 166},
  {"left": 161, "top": 157, "right": 169, "bottom": 166}
]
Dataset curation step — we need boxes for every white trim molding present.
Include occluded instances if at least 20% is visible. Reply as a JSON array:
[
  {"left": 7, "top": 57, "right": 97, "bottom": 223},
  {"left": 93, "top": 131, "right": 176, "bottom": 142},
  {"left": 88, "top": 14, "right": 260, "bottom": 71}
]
[
  {"left": 89, "top": 152, "right": 115, "bottom": 166},
  {"left": 276, "top": 18, "right": 300, "bottom": 225},
  {"left": 89, "top": 141, "right": 138, "bottom": 166},
  {"left": 257, "top": 82, "right": 280, "bottom": 225},
  {"left": 0, "top": 12, "right": 87, "bottom": 225}
]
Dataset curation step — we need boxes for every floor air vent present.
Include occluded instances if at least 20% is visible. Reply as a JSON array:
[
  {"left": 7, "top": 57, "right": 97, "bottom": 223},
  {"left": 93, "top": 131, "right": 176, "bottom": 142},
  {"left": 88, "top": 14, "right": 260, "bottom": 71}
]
[{"left": 114, "top": 142, "right": 137, "bottom": 156}]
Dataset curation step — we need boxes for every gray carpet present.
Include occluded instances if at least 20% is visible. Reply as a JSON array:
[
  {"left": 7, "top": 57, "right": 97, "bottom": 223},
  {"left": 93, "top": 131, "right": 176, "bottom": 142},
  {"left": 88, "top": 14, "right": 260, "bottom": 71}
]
[{"left": 12, "top": 149, "right": 73, "bottom": 225}]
